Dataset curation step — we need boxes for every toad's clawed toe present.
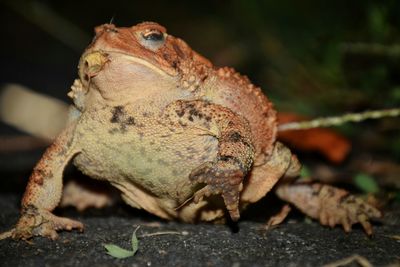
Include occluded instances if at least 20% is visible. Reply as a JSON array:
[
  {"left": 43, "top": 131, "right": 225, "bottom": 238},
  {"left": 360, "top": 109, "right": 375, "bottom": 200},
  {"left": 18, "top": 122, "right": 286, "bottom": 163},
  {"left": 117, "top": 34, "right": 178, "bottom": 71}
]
[
  {"left": 12, "top": 208, "right": 84, "bottom": 240},
  {"left": 333, "top": 194, "right": 382, "bottom": 235},
  {"left": 190, "top": 159, "right": 244, "bottom": 221}
]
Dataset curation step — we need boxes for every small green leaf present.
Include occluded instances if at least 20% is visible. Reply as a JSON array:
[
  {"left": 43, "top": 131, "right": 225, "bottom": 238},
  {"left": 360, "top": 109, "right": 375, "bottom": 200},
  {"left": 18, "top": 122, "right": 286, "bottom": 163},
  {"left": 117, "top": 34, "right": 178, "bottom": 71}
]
[
  {"left": 353, "top": 173, "right": 379, "bottom": 194},
  {"left": 131, "top": 226, "right": 140, "bottom": 252},
  {"left": 104, "top": 226, "right": 140, "bottom": 259},
  {"left": 104, "top": 244, "right": 135, "bottom": 259}
]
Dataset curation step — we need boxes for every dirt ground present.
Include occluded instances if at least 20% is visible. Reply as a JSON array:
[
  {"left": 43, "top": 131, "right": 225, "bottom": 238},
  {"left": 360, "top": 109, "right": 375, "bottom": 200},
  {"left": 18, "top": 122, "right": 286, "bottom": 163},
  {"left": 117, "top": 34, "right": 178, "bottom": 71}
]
[{"left": 1, "top": 191, "right": 399, "bottom": 267}]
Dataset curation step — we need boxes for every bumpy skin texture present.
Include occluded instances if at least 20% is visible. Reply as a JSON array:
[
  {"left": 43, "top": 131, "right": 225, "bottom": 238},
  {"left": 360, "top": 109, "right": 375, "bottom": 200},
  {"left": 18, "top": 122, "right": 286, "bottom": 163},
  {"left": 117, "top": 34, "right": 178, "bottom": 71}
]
[{"left": 9, "top": 22, "right": 380, "bottom": 240}]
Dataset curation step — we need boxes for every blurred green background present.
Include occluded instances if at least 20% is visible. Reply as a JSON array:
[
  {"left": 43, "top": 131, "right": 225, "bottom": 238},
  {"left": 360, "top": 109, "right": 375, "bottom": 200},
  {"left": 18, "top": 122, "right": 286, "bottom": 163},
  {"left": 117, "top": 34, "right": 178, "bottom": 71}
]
[{"left": 0, "top": 0, "right": 399, "bottom": 161}]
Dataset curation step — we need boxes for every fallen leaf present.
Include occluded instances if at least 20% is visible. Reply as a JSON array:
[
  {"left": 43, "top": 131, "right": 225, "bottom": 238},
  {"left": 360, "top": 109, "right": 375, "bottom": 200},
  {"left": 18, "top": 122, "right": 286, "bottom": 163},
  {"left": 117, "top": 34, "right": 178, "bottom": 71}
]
[
  {"left": 104, "top": 226, "right": 140, "bottom": 259},
  {"left": 104, "top": 244, "right": 135, "bottom": 259},
  {"left": 277, "top": 112, "right": 351, "bottom": 163}
]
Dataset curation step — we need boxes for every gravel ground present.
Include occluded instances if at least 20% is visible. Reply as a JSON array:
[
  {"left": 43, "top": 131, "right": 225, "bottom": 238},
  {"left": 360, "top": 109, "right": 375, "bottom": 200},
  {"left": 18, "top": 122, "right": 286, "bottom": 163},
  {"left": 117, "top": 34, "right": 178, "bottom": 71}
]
[{"left": 1, "top": 192, "right": 399, "bottom": 267}]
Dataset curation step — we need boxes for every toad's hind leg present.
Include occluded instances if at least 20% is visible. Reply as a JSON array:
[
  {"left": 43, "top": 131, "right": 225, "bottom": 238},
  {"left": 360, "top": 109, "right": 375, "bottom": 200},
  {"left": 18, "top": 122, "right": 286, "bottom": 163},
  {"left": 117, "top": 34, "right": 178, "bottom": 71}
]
[
  {"left": 241, "top": 142, "right": 301, "bottom": 203},
  {"left": 275, "top": 182, "right": 382, "bottom": 235}
]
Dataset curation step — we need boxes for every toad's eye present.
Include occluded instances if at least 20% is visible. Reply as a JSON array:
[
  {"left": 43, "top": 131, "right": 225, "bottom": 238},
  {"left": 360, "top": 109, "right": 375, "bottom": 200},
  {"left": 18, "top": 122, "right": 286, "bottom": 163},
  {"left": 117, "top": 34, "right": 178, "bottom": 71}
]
[
  {"left": 142, "top": 29, "right": 164, "bottom": 41},
  {"left": 139, "top": 29, "right": 165, "bottom": 51}
]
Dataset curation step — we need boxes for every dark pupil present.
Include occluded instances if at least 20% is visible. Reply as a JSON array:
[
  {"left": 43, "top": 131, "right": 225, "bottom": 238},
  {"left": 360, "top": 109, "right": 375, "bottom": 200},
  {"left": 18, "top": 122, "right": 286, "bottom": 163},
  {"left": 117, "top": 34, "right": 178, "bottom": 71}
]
[{"left": 143, "top": 30, "right": 163, "bottom": 41}]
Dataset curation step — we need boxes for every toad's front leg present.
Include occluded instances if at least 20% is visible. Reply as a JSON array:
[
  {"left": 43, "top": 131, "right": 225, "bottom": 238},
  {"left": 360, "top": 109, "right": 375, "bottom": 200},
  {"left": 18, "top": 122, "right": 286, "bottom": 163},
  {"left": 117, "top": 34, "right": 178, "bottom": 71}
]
[
  {"left": 164, "top": 100, "right": 255, "bottom": 221},
  {"left": 11, "top": 123, "right": 82, "bottom": 240}
]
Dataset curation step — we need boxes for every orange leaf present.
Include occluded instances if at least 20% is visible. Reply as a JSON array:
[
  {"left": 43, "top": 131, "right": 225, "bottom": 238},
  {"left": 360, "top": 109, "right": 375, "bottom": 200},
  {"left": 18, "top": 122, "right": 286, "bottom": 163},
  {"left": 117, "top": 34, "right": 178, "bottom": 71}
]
[{"left": 277, "top": 112, "right": 351, "bottom": 164}]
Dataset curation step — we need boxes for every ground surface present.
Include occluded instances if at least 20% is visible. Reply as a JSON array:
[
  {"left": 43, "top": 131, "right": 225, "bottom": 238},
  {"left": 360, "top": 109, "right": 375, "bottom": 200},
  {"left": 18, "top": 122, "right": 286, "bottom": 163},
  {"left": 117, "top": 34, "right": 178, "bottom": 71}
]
[{"left": 1, "top": 192, "right": 399, "bottom": 267}]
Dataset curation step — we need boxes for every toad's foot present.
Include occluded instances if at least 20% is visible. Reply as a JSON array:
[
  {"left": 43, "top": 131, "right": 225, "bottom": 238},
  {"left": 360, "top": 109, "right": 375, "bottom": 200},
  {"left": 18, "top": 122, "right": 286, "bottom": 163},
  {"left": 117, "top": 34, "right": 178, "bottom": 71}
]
[
  {"left": 190, "top": 159, "right": 245, "bottom": 221},
  {"left": 265, "top": 204, "right": 292, "bottom": 229},
  {"left": 276, "top": 183, "right": 382, "bottom": 235},
  {"left": 12, "top": 208, "right": 83, "bottom": 240}
]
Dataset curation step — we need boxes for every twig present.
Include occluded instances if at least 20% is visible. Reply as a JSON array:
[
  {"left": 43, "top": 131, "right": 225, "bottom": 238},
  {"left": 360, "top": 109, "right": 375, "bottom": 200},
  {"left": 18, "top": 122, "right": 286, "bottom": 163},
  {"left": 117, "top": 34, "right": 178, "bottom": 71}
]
[
  {"left": 278, "top": 108, "right": 400, "bottom": 131},
  {"left": 138, "top": 231, "right": 189, "bottom": 238},
  {"left": 0, "top": 229, "right": 14, "bottom": 241},
  {"left": 382, "top": 234, "right": 400, "bottom": 241},
  {"left": 322, "top": 254, "right": 373, "bottom": 267}
]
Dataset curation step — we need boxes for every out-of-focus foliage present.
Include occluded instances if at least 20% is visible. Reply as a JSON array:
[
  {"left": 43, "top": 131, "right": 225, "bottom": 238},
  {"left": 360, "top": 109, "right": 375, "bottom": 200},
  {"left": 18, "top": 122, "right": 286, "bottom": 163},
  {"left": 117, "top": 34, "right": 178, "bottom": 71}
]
[
  {"left": 354, "top": 173, "right": 379, "bottom": 194},
  {"left": 1, "top": 0, "right": 399, "bottom": 160}
]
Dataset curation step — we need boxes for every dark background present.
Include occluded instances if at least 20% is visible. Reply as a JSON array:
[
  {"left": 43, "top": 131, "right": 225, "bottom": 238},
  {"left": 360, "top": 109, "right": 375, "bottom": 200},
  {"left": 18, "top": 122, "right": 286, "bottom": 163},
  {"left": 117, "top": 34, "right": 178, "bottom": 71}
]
[
  {"left": 0, "top": 1, "right": 399, "bottom": 266},
  {"left": 1, "top": 0, "right": 400, "bottom": 159}
]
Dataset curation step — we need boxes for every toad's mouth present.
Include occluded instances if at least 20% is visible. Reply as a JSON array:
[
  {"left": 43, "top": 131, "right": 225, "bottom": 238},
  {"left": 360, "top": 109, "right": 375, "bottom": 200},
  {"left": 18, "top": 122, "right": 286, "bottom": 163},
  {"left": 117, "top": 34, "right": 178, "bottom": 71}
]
[
  {"left": 79, "top": 50, "right": 173, "bottom": 83},
  {"left": 75, "top": 49, "right": 179, "bottom": 103}
]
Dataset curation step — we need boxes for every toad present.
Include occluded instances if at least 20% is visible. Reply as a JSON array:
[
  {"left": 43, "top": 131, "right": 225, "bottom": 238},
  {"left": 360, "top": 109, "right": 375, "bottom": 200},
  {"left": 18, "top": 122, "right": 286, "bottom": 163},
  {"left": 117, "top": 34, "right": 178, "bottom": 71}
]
[{"left": 6, "top": 22, "right": 381, "bottom": 240}]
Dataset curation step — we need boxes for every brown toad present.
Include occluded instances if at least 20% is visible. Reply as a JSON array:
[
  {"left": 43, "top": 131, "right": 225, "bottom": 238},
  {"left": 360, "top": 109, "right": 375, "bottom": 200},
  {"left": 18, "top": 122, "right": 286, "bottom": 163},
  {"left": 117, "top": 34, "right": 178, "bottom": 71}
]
[{"left": 7, "top": 22, "right": 380, "bottom": 240}]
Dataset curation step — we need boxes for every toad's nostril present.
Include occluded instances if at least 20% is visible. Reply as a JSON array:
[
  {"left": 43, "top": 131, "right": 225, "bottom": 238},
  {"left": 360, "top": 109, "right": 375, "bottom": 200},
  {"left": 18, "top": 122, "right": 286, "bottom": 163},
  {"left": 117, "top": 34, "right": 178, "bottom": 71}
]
[
  {"left": 94, "top": 24, "right": 116, "bottom": 35},
  {"left": 82, "top": 51, "right": 109, "bottom": 79}
]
